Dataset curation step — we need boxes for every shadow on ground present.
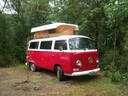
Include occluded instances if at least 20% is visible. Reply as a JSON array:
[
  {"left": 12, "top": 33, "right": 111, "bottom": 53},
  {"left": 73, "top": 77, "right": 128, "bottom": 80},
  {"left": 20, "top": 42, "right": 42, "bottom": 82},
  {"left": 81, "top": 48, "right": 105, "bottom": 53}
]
[{"left": 37, "top": 68, "right": 100, "bottom": 83}]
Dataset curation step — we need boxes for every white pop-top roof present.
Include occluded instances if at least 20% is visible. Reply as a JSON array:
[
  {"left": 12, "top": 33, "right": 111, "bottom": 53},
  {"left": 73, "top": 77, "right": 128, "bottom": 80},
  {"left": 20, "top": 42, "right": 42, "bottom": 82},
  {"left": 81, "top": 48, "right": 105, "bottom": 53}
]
[
  {"left": 31, "top": 23, "right": 79, "bottom": 33},
  {"left": 30, "top": 35, "right": 90, "bottom": 42}
]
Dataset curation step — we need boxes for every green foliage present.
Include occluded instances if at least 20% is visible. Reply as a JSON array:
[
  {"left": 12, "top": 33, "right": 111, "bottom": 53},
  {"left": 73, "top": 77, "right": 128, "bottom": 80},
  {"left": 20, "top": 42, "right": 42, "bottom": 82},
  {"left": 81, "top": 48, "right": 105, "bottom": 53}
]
[
  {"left": 0, "top": 0, "right": 50, "bottom": 67},
  {"left": 111, "top": 71, "right": 122, "bottom": 82},
  {"left": 0, "top": 14, "right": 17, "bottom": 67},
  {"left": 111, "top": 72, "right": 128, "bottom": 82},
  {"left": 15, "top": 64, "right": 26, "bottom": 69}
]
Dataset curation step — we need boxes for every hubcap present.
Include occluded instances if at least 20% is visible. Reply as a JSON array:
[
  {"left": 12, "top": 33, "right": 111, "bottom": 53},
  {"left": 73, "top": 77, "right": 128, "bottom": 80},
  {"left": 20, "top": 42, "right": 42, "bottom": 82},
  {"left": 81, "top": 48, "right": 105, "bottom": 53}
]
[{"left": 31, "top": 64, "right": 35, "bottom": 71}]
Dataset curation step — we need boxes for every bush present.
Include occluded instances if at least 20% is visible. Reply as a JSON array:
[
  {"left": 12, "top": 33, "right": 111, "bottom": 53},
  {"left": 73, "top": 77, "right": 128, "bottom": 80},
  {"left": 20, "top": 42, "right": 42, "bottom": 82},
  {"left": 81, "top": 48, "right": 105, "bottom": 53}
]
[
  {"left": 111, "top": 71, "right": 122, "bottom": 82},
  {"left": 111, "top": 72, "right": 128, "bottom": 82}
]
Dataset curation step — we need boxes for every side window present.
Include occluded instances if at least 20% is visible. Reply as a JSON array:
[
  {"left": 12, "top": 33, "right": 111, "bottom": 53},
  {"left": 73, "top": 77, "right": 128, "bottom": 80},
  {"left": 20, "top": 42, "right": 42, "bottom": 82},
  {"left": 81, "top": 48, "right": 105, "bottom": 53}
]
[
  {"left": 29, "top": 42, "right": 39, "bottom": 49},
  {"left": 54, "top": 40, "right": 67, "bottom": 50},
  {"left": 40, "top": 41, "right": 52, "bottom": 49}
]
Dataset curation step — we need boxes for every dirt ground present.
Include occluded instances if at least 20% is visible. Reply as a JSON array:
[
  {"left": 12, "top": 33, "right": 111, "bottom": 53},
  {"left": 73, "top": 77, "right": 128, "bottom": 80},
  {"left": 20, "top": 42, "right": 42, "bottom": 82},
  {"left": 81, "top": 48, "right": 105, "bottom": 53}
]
[{"left": 0, "top": 65, "right": 128, "bottom": 96}]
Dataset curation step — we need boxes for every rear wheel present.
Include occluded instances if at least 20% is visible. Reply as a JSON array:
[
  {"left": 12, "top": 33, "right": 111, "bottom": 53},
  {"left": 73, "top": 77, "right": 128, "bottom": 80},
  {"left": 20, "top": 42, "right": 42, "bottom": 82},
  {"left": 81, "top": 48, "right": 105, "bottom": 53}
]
[
  {"left": 56, "top": 66, "right": 65, "bottom": 81},
  {"left": 30, "top": 63, "right": 37, "bottom": 72}
]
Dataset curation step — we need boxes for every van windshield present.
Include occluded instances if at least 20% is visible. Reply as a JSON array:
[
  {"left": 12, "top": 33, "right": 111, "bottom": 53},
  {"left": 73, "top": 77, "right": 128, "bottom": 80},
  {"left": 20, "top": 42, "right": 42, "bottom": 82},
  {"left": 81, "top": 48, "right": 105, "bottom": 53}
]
[{"left": 69, "top": 37, "right": 96, "bottom": 50}]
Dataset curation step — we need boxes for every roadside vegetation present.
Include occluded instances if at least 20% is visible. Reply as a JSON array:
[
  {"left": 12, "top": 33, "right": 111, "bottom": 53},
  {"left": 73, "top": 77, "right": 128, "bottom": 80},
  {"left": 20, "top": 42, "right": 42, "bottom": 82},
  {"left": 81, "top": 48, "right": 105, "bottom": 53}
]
[{"left": 0, "top": 0, "right": 128, "bottom": 83}]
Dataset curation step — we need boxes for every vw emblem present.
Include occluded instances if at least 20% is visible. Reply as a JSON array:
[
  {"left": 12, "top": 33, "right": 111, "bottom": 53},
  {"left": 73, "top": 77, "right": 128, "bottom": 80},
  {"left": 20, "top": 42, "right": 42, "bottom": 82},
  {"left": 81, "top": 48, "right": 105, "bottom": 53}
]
[{"left": 88, "top": 57, "right": 93, "bottom": 64}]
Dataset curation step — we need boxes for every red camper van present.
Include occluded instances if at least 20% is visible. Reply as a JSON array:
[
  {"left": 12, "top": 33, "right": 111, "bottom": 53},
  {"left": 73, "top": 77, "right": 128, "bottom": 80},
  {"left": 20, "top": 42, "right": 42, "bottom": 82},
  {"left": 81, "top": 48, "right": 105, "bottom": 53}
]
[{"left": 26, "top": 23, "right": 100, "bottom": 81}]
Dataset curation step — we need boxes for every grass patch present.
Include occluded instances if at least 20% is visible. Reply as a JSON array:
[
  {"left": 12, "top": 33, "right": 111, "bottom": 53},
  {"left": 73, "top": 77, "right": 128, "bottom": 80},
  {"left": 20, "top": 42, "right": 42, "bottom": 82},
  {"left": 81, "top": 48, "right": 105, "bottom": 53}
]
[
  {"left": 8, "top": 82, "right": 18, "bottom": 87},
  {"left": 15, "top": 64, "right": 26, "bottom": 69},
  {"left": 82, "top": 77, "right": 128, "bottom": 96},
  {"left": 47, "top": 79, "right": 59, "bottom": 84}
]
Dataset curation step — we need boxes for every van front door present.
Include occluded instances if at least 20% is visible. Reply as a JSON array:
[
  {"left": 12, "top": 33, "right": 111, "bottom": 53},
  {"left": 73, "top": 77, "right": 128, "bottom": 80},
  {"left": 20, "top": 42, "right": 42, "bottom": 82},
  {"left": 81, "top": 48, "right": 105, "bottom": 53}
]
[{"left": 51, "top": 40, "right": 68, "bottom": 69}]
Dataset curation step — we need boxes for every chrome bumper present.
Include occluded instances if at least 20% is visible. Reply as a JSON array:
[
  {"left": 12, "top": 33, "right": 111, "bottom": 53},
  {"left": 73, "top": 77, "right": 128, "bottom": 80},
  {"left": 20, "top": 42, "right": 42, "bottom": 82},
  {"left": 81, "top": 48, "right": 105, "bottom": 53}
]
[{"left": 65, "top": 68, "right": 100, "bottom": 76}]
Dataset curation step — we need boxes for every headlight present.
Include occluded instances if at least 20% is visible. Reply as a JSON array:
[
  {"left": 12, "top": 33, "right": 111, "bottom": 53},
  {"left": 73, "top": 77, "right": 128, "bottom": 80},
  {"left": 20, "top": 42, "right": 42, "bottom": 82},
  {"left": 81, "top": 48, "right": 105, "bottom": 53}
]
[
  {"left": 96, "top": 58, "right": 99, "bottom": 63},
  {"left": 76, "top": 60, "right": 82, "bottom": 66}
]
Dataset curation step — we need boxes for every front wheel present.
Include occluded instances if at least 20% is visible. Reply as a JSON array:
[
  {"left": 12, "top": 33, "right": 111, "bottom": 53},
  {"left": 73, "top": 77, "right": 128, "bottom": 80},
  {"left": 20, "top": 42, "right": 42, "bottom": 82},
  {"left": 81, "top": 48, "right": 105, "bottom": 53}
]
[
  {"left": 56, "top": 66, "right": 65, "bottom": 81},
  {"left": 30, "top": 63, "right": 37, "bottom": 72}
]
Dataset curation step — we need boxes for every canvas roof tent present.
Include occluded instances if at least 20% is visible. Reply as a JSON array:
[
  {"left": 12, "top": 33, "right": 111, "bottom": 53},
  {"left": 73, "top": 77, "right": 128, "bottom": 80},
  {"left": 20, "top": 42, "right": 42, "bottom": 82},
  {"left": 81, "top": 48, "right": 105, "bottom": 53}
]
[
  {"left": 31, "top": 23, "right": 79, "bottom": 32},
  {"left": 30, "top": 23, "right": 79, "bottom": 39}
]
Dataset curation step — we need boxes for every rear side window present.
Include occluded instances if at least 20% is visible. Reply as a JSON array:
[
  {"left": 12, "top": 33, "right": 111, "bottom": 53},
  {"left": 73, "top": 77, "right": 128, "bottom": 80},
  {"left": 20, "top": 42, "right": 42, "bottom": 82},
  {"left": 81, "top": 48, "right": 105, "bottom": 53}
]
[
  {"left": 40, "top": 41, "right": 52, "bottom": 49},
  {"left": 29, "top": 42, "right": 39, "bottom": 49},
  {"left": 54, "top": 40, "right": 67, "bottom": 50}
]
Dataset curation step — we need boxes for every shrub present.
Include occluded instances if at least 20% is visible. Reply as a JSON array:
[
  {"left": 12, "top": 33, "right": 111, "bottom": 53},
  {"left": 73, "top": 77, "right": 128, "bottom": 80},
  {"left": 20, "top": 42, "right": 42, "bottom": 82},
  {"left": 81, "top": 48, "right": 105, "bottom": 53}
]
[
  {"left": 111, "top": 72, "right": 128, "bottom": 82},
  {"left": 111, "top": 71, "right": 122, "bottom": 82}
]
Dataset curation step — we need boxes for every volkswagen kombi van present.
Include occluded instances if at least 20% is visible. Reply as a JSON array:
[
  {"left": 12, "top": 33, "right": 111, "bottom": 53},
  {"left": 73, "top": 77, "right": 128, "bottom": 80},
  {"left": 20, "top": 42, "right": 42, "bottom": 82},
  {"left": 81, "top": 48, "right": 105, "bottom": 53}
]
[{"left": 26, "top": 35, "right": 100, "bottom": 81}]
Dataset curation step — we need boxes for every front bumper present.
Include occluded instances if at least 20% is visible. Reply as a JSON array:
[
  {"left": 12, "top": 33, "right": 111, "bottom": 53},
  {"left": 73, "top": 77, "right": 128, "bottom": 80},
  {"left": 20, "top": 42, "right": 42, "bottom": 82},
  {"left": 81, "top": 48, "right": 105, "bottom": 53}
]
[{"left": 65, "top": 68, "right": 100, "bottom": 76}]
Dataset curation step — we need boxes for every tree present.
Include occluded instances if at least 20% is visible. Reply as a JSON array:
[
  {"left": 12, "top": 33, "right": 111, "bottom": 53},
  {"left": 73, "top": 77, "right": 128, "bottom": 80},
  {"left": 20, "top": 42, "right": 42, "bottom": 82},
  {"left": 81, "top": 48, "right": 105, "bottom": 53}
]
[
  {"left": 0, "top": 14, "right": 16, "bottom": 67},
  {"left": 0, "top": 0, "right": 51, "bottom": 66}
]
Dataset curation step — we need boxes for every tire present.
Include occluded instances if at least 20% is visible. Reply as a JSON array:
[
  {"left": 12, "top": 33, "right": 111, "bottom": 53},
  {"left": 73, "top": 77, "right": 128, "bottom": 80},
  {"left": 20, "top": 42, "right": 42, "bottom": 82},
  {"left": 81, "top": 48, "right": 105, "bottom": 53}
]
[
  {"left": 30, "top": 63, "right": 37, "bottom": 72},
  {"left": 56, "top": 66, "right": 65, "bottom": 81}
]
